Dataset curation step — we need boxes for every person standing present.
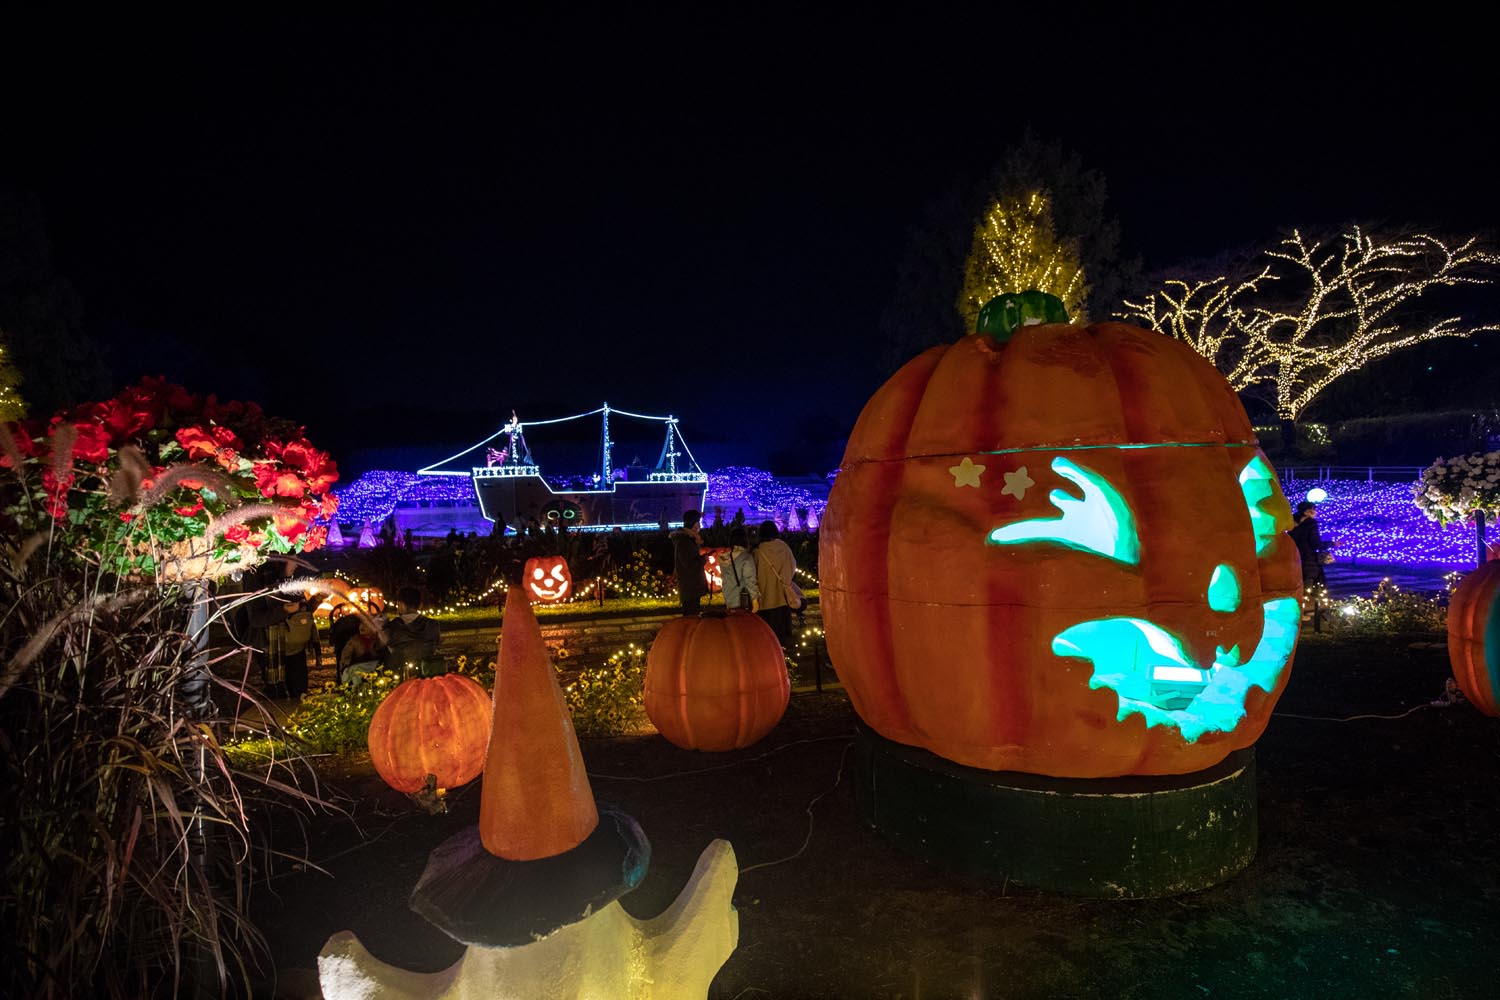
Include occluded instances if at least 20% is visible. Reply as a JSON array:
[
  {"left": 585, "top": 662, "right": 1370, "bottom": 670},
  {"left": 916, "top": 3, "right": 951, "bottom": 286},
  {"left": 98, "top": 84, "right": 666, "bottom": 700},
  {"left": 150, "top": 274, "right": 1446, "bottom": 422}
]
[
  {"left": 671, "top": 509, "right": 708, "bottom": 615},
  {"left": 1288, "top": 500, "right": 1326, "bottom": 590},
  {"left": 721, "top": 526, "right": 760, "bottom": 614},
  {"left": 753, "top": 520, "right": 798, "bottom": 645},
  {"left": 380, "top": 586, "right": 443, "bottom": 676}
]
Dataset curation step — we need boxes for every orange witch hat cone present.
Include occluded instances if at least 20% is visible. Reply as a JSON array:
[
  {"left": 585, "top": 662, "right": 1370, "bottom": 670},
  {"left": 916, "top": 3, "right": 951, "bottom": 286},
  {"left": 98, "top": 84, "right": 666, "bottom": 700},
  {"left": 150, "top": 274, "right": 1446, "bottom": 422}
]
[{"left": 479, "top": 585, "right": 600, "bottom": 861}]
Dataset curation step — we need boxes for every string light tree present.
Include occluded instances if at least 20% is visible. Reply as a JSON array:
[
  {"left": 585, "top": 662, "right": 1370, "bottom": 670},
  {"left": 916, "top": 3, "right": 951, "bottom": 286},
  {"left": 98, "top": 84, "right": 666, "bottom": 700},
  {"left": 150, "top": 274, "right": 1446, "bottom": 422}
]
[
  {"left": 956, "top": 189, "right": 1090, "bottom": 333},
  {"left": 1122, "top": 229, "right": 1500, "bottom": 450},
  {"left": 821, "top": 290, "right": 1304, "bottom": 897},
  {"left": 0, "top": 328, "right": 24, "bottom": 422}
]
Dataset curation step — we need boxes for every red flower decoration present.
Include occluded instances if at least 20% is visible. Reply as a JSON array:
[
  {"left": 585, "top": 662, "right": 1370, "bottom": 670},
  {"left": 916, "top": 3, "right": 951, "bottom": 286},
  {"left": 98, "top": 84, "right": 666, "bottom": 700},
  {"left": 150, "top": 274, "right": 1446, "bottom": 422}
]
[
  {"left": 272, "top": 472, "right": 307, "bottom": 498},
  {"left": 304, "top": 460, "right": 339, "bottom": 495},
  {"left": 71, "top": 422, "right": 111, "bottom": 465},
  {"left": 223, "top": 524, "right": 251, "bottom": 545},
  {"left": 273, "top": 509, "right": 308, "bottom": 542},
  {"left": 41, "top": 468, "right": 74, "bottom": 520},
  {"left": 175, "top": 426, "right": 219, "bottom": 461},
  {"left": 0, "top": 422, "right": 43, "bottom": 468},
  {"left": 101, "top": 397, "right": 156, "bottom": 443},
  {"left": 211, "top": 425, "right": 242, "bottom": 452},
  {"left": 276, "top": 440, "right": 328, "bottom": 475},
  {"left": 134, "top": 377, "right": 197, "bottom": 417},
  {"left": 174, "top": 499, "right": 205, "bottom": 517}
]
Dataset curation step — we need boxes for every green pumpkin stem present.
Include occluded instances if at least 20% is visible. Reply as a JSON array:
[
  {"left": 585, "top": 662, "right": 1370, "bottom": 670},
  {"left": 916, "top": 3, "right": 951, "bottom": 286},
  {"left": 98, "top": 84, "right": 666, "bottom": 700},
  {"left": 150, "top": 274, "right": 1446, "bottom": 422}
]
[{"left": 974, "top": 290, "right": 1069, "bottom": 342}]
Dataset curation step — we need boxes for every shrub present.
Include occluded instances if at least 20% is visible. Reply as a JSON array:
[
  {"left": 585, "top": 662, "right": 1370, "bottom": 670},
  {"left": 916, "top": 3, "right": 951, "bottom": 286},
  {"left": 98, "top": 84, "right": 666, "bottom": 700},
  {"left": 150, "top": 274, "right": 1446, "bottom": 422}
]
[
  {"left": 284, "top": 671, "right": 403, "bottom": 752},
  {"left": 564, "top": 645, "right": 649, "bottom": 736},
  {"left": 1, "top": 384, "right": 337, "bottom": 998},
  {"left": 1327, "top": 579, "right": 1448, "bottom": 634}
]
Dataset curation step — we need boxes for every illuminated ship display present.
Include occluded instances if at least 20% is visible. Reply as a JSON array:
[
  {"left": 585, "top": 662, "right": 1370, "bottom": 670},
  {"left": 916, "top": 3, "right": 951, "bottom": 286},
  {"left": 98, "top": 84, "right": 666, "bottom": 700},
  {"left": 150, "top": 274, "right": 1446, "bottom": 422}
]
[{"left": 418, "top": 404, "right": 708, "bottom": 532}]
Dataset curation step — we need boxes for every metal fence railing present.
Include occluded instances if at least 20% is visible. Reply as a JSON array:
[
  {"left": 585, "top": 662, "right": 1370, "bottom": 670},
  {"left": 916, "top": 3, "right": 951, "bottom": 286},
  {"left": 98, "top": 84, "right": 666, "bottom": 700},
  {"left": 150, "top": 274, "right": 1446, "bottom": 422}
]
[{"left": 1276, "top": 466, "right": 1424, "bottom": 484}]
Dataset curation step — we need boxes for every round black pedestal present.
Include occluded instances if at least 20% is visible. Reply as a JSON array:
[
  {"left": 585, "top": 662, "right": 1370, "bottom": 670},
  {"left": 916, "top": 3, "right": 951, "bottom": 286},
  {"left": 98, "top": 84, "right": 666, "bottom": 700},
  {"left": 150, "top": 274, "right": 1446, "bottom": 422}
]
[{"left": 853, "top": 723, "right": 1257, "bottom": 898}]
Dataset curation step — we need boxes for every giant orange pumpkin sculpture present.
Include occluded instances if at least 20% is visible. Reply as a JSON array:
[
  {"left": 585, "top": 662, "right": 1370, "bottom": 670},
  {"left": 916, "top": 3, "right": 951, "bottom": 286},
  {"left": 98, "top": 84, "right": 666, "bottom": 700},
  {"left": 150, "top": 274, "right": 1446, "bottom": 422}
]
[
  {"left": 1448, "top": 560, "right": 1500, "bottom": 717},
  {"left": 820, "top": 291, "right": 1302, "bottom": 778},
  {"left": 368, "top": 673, "right": 493, "bottom": 794},
  {"left": 645, "top": 613, "right": 789, "bottom": 751}
]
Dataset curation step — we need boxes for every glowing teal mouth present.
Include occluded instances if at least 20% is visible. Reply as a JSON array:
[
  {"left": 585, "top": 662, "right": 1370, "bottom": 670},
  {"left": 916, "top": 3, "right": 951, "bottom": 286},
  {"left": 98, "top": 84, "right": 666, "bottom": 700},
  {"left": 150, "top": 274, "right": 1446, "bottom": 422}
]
[{"left": 1052, "top": 597, "right": 1300, "bottom": 742}]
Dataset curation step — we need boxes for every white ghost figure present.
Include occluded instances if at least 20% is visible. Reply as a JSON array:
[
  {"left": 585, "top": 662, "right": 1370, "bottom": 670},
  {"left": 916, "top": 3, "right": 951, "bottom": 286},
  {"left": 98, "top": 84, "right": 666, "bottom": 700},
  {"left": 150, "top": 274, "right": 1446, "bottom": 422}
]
[{"left": 318, "top": 839, "right": 739, "bottom": 1000}]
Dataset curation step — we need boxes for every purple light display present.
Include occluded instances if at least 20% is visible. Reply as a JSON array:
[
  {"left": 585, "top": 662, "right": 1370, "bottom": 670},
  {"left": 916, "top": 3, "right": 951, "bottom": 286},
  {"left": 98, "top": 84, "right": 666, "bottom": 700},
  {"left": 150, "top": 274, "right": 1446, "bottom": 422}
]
[
  {"left": 704, "top": 467, "right": 827, "bottom": 528},
  {"left": 332, "top": 471, "right": 479, "bottom": 525},
  {"left": 1283, "top": 477, "right": 1477, "bottom": 568}
]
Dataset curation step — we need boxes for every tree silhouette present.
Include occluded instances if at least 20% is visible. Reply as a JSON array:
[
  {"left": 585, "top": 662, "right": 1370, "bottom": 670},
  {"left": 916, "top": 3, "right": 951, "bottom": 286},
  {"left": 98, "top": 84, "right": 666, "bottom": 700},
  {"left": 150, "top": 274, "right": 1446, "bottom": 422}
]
[
  {"left": 878, "top": 133, "right": 1136, "bottom": 376},
  {"left": 0, "top": 191, "right": 110, "bottom": 415}
]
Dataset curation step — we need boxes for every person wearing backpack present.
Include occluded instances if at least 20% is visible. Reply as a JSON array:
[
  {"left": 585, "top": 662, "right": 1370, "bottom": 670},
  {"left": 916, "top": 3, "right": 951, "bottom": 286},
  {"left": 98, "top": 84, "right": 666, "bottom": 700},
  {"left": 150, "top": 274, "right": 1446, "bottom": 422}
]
[
  {"left": 261, "top": 590, "right": 318, "bottom": 700},
  {"left": 380, "top": 586, "right": 443, "bottom": 677}
]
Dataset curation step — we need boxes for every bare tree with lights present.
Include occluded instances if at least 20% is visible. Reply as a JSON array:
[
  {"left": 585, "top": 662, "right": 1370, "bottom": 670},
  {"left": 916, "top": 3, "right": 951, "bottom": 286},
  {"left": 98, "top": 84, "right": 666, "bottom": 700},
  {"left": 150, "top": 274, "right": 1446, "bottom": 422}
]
[
  {"left": 957, "top": 190, "right": 1090, "bottom": 332},
  {"left": 1122, "top": 229, "right": 1500, "bottom": 447}
]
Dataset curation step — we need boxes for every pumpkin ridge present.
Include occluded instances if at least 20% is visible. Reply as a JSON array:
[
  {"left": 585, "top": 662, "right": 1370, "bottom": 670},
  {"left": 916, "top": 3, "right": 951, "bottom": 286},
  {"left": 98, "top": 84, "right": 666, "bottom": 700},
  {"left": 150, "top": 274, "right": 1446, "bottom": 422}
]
[
  {"left": 432, "top": 677, "right": 456, "bottom": 778},
  {"left": 734, "top": 621, "right": 752, "bottom": 749},
  {"left": 678, "top": 618, "right": 698, "bottom": 749}
]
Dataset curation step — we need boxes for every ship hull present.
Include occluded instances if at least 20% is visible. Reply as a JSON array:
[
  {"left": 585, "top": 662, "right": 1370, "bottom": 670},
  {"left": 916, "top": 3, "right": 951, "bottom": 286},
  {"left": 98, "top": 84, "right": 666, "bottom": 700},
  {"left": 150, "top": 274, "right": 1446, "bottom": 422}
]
[{"left": 473, "top": 475, "right": 707, "bottom": 530}]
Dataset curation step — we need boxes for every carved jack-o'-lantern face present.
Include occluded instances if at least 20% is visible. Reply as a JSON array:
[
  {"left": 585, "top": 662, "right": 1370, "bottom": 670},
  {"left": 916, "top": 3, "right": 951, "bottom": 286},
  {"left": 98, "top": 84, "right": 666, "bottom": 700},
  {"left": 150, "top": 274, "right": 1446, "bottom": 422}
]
[
  {"left": 525, "top": 556, "right": 573, "bottom": 603},
  {"left": 820, "top": 294, "right": 1303, "bottom": 778}
]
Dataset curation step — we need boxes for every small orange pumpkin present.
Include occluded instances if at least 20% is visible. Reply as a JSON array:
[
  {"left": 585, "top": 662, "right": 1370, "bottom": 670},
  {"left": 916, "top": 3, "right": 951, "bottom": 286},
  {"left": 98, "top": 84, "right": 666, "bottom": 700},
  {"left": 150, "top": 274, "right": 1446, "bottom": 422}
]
[
  {"left": 1448, "top": 560, "right": 1500, "bottom": 717},
  {"left": 367, "top": 673, "right": 493, "bottom": 793},
  {"left": 525, "top": 555, "right": 573, "bottom": 603},
  {"left": 644, "top": 613, "right": 789, "bottom": 751}
]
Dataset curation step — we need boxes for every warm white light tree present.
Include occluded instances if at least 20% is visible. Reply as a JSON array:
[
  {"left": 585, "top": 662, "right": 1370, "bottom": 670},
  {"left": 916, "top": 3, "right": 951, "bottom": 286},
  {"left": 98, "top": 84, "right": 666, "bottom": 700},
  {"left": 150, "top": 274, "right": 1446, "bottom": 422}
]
[
  {"left": 0, "top": 329, "right": 24, "bottom": 422},
  {"left": 1122, "top": 229, "right": 1500, "bottom": 442},
  {"left": 958, "top": 190, "right": 1089, "bottom": 332}
]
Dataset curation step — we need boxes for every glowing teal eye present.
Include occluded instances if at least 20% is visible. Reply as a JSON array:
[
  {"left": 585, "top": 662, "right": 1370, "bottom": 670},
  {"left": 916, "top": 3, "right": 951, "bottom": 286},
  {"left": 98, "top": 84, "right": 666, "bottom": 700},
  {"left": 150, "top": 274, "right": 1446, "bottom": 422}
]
[
  {"left": 1238, "top": 455, "right": 1282, "bottom": 556},
  {"left": 1208, "top": 563, "right": 1241, "bottom": 613},
  {"left": 987, "top": 456, "right": 1139, "bottom": 565}
]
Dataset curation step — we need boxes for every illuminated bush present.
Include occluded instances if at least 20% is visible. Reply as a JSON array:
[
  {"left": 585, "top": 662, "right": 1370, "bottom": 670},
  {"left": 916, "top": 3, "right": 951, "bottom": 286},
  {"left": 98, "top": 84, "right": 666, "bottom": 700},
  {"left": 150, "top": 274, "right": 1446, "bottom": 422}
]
[
  {"left": 286, "top": 671, "right": 403, "bottom": 752},
  {"left": 565, "top": 645, "right": 650, "bottom": 737},
  {"left": 1329, "top": 579, "right": 1449, "bottom": 635}
]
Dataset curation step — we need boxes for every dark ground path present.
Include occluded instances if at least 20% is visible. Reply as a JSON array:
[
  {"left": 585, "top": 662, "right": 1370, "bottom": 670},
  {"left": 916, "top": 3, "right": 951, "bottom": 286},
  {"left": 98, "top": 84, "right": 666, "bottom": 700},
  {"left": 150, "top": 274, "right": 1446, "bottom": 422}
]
[{"left": 251, "top": 633, "right": 1498, "bottom": 999}]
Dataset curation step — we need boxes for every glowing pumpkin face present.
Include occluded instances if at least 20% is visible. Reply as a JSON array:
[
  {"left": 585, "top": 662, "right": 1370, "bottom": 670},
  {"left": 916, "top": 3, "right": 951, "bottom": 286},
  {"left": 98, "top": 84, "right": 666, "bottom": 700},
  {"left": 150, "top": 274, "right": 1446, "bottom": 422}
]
[
  {"left": 820, "top": 298, "right": 1303, "bottom": 778},
  {"left": 525, "top": 556, "right": 573, "bottom": 603}
]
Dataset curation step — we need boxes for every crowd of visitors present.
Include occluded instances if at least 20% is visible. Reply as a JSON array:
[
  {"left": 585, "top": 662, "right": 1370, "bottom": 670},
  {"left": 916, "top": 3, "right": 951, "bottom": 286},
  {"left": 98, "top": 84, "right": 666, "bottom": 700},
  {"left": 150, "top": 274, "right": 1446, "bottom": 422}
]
[{"left": 672, "top": 509, "right": 805, "bottom": 645}]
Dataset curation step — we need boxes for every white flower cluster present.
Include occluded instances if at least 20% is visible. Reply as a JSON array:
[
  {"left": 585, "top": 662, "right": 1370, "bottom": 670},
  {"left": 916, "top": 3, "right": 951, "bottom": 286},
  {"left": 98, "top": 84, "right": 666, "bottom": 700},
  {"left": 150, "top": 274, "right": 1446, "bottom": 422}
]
[{"left": 1413, "top": 451, "right": 1500, "bottom": 525}]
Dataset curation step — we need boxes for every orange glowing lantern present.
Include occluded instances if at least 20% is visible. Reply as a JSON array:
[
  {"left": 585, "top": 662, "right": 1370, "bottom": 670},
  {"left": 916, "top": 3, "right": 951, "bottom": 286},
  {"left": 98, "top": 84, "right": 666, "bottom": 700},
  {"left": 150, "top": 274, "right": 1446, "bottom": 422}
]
[
  {"left": 702, "top": 547, "right": 728, "bottom": 593},
  {"left": 525, "top": 556, "right": 573, "bottom": 603},
  {"left": 367, "top": 673, "right": 494, "bottom": 794}
]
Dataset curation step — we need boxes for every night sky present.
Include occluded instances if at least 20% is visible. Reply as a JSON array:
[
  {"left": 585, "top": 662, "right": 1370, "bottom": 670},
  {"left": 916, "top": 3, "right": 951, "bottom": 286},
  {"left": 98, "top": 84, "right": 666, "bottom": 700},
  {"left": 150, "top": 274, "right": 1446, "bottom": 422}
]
[{"left": 2, "top": 8, "right": 1496, "bottom": 478}]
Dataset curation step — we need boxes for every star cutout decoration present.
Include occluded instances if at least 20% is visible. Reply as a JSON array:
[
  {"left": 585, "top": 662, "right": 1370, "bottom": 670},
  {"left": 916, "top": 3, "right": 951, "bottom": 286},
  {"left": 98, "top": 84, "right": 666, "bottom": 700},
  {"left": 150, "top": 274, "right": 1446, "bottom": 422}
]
[
  {"left": 949, "top": 456, "right": 985, "bottom": 488},
  {"left": 1001, "top": 466, "right": 1034, "bottom": 500}
]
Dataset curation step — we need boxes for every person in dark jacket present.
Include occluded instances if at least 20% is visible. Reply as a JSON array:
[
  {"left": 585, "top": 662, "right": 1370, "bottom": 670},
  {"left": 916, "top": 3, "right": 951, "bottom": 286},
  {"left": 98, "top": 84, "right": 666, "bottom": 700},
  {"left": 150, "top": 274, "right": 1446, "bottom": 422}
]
[
  {"left": 1287, "top": 501, "right": 1326, "bottom": 590},
  {"left": 380, "top": 586, "right": 443, "bottom": 676},
  {"left": 671, "top": 509, "right": 708, "bottom": 615}
]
